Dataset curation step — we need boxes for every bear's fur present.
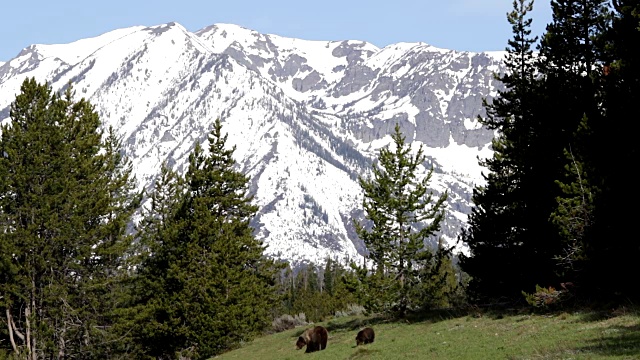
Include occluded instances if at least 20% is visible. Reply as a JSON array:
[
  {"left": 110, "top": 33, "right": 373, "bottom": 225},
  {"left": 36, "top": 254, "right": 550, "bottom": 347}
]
[
  {"left": 295, "top": 326, "right": 328, "bottom": 353},
  {"left": 355, "top": 327, "right": 375, "bottom": 346}
]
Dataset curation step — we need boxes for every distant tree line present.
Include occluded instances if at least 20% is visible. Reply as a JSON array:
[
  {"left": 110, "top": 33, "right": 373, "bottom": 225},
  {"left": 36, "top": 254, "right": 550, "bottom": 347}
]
[{"left": 275, "top": 258, "right": 359, "bottom": 323}]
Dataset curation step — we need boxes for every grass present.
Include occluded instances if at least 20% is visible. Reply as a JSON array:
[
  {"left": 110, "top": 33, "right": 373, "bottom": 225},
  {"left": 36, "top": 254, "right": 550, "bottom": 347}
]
[{"left": 213, "top": 307, "right": 640, "bottom": 359}]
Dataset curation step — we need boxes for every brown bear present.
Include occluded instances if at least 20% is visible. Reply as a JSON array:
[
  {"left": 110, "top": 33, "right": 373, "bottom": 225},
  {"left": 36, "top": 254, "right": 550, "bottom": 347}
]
[
  {"left": 295, "top": 326, "right": 328, "bottom": 353},
  {"left": 355, "top": 327, "right": 375, "bottom": 346}
]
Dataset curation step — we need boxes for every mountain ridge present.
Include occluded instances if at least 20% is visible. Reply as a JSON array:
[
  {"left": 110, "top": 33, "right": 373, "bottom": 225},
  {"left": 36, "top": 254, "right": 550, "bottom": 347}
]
[{"left": 0, "top": 21, "right": 504, "bottom": 266}]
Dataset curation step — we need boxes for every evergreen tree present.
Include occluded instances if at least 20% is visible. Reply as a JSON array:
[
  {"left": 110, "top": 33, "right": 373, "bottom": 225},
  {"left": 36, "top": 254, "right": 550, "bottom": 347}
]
[
  {"left": 459, "top": 0, "right": 584, "bottom": 302},
  {"left": 540, "top": 0, "right": 610, "bottom": 77},
  {"left": 118, "top": 164, "right": 185, "bottom": 358},
  {"left": 460, "top": 0, "right": 546, "bottom": 302},
  {"left": 460, "top": 0, "right": 555, "bottom": 301},
  {"left": 354, "top": 123, "right": 448, "bottom": 316},
  {"left": 413, "top": 239, "right": 461, "bottom": 309},
  {"left": 538, "top": 0, "right": 610, "bottom": 298},
  {"left": 550, "top": 115, "right": 598, "bottom": 280},
  {"left": 323, "top": 258, "right": 334, "bottom": 296},
  {"left": 275, "top": 260, "right": 360, "bottom": 322},
  {"left": 306, "top": 264, "right": 320, "bottom": 294},
  {"left": 328, "top": 261, "right": 360, "bottom": 314},
  {"left": 0, "top": 78, "right": 140, "bottom": 359},
  {"left": 581, "top": 0, "right": 640, "bottom": 300},
  {"left": 462, "top": 0, "right": 614, "bottom": 303},
  {"left": 130, "top": 119, "right": 282, "bottom": 359},
  {"left": 275, "top": 264, "right": 295, "bottom": 314},
  {"left": 290, "top": 265, "right": 328, "bottom": 322}
]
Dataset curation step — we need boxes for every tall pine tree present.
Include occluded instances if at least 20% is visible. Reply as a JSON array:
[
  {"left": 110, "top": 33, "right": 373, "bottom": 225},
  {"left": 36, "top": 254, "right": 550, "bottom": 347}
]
[
  {"left": 0, "top": 78, "right": 141, "bottom": 359},
  {"left": 129, "top": 119, "right": 282, "bottom": 359},
  {"left": 460, "top": 0, "right": 557, "bottom": 302},
  {"left": 354, "top": 124, "right": 448, "bottom": 316},
  {"left": 580, "top": 0, "right": 640, "bottom": 300},
  {"left": 539, "top": 0, "right": 610, "bottom": 298},
  {"left": 462, "top": 0, "right": 614, "bottom": 303}
]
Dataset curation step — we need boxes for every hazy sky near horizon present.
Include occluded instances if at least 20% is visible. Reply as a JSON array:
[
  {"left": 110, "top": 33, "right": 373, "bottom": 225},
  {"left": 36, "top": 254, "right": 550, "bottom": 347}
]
[{"left": 1, "top": 0, "right": 553, "bottom": 62}]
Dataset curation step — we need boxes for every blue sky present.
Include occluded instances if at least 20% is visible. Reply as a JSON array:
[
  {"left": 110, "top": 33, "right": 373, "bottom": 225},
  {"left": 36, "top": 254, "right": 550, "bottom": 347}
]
[{"left": 0, "top": 0, "right": 552, "bottom": 62}]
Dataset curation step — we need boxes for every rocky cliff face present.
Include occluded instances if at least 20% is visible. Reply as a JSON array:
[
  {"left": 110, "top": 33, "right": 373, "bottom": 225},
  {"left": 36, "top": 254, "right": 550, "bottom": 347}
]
[{"left": 0, "top": 22, "right": 505, "bottom": 266}]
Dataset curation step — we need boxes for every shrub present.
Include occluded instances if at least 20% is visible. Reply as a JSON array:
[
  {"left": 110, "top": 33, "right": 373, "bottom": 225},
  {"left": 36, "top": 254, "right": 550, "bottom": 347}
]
[
  {"left": 334, "top": 304, "right": 366, "bottom": 318},
  {"left": 523, "top": 283, "right": 573, "bottom": 308},
  {"left": 271, "top": 313, "right": 308, "bottom": 333}
]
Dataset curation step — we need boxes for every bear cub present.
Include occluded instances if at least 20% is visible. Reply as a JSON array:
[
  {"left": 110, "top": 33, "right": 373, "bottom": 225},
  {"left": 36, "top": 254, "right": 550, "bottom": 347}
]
[
  {"left": 295, "top": 326, "right": 328, "bottom": 353},
  {"left": 355, "top": 327, "right": 375, "bottom": 346}
]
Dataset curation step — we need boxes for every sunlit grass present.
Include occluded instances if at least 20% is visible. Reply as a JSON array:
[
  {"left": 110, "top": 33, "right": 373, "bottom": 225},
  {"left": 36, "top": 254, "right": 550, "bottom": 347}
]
[{"left": 214, "top": 308, "right": 640, "bottom": 359}]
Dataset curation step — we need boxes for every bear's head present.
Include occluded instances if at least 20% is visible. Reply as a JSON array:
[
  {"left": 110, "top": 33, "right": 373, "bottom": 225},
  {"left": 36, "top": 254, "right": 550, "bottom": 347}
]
[{"left": 295, "top": 336, "right": 307, "bottom": 349}]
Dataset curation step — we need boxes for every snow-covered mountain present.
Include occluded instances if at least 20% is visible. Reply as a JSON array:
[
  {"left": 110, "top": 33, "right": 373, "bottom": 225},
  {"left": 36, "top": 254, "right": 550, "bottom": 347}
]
[{"left": 0, "top": 22, "right": 505, "bottom": 266}]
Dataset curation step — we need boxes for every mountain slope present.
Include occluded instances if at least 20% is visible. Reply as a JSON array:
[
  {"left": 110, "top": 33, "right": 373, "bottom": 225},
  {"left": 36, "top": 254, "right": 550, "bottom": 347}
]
[{"left": 0, "top": 22, "right": 504, "bottom": 266}]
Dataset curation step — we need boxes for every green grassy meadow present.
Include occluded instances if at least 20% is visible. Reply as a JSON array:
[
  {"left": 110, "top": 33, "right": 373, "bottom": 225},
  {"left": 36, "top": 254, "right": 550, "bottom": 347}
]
[{"left": 214, "top": 308, "right": 640, "bottom": 359}]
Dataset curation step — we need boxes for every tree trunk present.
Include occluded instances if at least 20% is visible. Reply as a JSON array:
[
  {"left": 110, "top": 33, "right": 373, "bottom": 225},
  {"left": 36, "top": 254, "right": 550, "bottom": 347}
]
[
  {"left": 25, "top": 305, "right": 32, "bottom": 360},
  {"left": 6, "top": 308, "right": 20, "bottom": 355},
  {"left": 58, "top": 325, "right": 66, "bottom": 359},
  {"left": 29, "top": 275, "right": 37, "bottom": 360}
]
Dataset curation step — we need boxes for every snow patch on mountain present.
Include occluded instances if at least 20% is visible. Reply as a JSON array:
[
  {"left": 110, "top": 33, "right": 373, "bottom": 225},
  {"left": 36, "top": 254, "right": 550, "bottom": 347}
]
[
  {"left": 0, "top": 21, "right": 505, "bottom": 266},
  {"left": 28, "top": 26, "right": 145, "bottom": 66}
]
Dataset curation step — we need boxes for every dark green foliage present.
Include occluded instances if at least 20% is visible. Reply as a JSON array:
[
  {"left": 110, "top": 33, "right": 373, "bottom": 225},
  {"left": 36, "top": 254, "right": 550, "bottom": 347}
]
[
  {"left": 414, "top": 239, "right": 464, "bottom": 309},
  {"left": 353, "top": 124, "right": 449, "bottom": 316},
  {"left": 0, "top": 78, "right": 141, "bottom": 358},
  {"left": 460, "top": 0, "right": 613, "bottom": 303},
  {"left": 550, "top": 115, "right": 598, "bottom": 278},
  {"left": 540, "top": 0, "right": 610, "bottom": 77},
  {"left": 323, "top": 258, "right": 334, "bottom": 295},
  {"left": 460, "top": 0, "right": 640, "bottom": 304},
  {"left": 129, "top": 119, "right": 282, "bottom": 359},
  {"left": 276, "top": 260, "right": 359, "bottom": 323},
  {"left": 577, "top": 0, "right": 640, "bottom": 300},
  {"left": 116, "top": 164, "right": 185, "bottom": 358},
  {"left": 460, "top": 0, "right": 561, "bottom": 303},
  {"left": 536, "top": 0, "right": 611, "bottom": 299}
]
